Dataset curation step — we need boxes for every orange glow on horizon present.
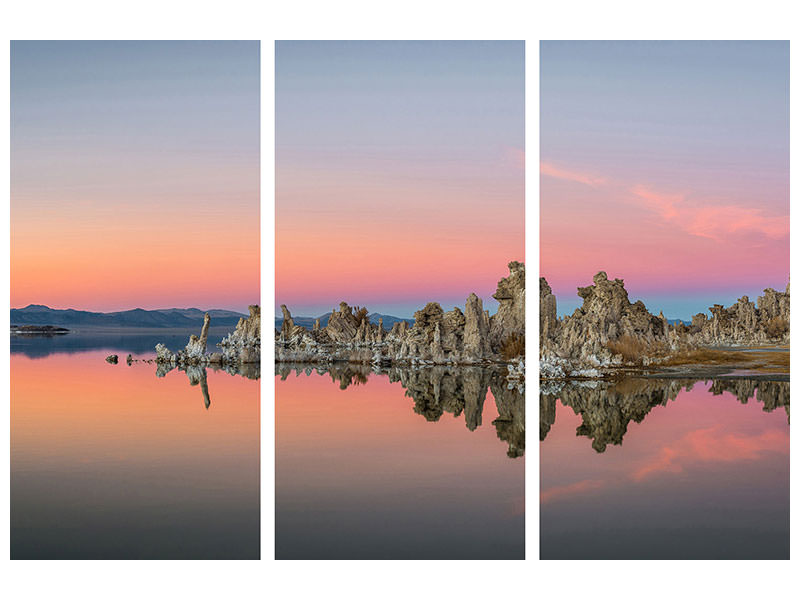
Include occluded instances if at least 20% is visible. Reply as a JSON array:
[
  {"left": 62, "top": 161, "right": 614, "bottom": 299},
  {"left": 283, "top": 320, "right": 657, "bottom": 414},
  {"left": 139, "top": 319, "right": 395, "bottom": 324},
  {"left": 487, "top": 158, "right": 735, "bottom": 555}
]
[{"left": 11, "top": 208, "right": 259, "bottom": 311}]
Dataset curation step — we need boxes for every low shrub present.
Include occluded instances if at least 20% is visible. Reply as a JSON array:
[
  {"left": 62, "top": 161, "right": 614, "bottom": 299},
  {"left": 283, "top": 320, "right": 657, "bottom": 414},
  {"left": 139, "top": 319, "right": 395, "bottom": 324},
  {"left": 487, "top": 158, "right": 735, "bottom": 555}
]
[
  {"left": 765, "top": 316, "right": 789, "bottom": 339},
  {"left": 354, "top": 306, "right": 370, "bottom": 326},
  {"left": 605, "top": 335, "right": 651, "bottom": 364},
  {"left": 500, "top": 333, "right": 525, "bottom": 360}
]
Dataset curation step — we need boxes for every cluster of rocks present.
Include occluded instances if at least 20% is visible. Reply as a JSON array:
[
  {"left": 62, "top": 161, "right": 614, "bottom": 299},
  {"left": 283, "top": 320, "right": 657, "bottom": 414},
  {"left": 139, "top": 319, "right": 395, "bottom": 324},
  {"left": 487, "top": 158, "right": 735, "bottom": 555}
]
[
  {"left": 541, "top": 377, "right": 789, "bottom": 452},
  {"left": 155, "top": 305, "right": 261, "bottom": 369},
  {"left": 540, "top": 272, "right": 789, "bottom": 379},
  {"left": 540, "top": 272, "right": 669, "bottom": 378},
  {"left": 102, "top": 310, "right": 260, "bottom": 410},
  {"left": 276, "top": 262, "right": 525, "bottom": 373},
  {"left": 673, "top": 284, "right": 790, "bottom": 346},
  {"left": 219, "top": 305, "right": 261, "bottom": 364},
  {"left": 277, "top": 362, "right": 524, "bottom": 458}
]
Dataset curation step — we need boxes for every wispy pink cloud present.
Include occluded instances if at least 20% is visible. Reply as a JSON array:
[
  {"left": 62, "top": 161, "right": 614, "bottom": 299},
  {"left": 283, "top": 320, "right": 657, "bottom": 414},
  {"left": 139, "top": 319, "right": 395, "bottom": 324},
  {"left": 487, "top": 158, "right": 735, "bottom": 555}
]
[
  {"left": 631, "top": 185, "right": 788, "bottom": 241},
  {"left": 632, "top": 426, "right": 788, "bottom": 481},
  {"left": 540, "top": 161, "right": 606, "bottom": 187},
  {"left": 540, "top": 478, "right": 605, "bottom": 504}
]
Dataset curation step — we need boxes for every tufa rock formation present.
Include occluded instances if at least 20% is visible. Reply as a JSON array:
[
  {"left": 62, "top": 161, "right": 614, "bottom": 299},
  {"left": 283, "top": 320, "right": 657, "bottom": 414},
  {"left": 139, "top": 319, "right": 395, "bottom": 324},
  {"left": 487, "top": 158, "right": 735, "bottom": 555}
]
[
  {"left": 219, "top": 305, "right": 261, "bottom": 365},
  {"left": 539, "top": 272, "right": 667, "bottom": 378},
  {"left": 155, "top": 306, "right": 260, "bottom": 369},
  {"left": 673, "top": 283, "right": 790, "bottom": 346},
  {"left": 489, "top": 260, "right": 525, "bottom": 347},
  {"left": 540, "top": 272, "right": 789, "bottom": 379},
  {"left": 184, "top": 313, "right": 211, "bottom": 359},
  {"left": 275, "top": 262, "right": 525, "bottom": 372}
]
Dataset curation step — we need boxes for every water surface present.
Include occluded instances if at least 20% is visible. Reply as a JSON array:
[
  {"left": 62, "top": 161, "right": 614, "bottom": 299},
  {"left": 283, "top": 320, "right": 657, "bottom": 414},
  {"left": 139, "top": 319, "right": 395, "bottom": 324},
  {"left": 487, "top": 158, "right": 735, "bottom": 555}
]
[
  {"left": 11, "top": 338, "right": 260, "bottom": 559},
  {"left": 540, "top": 377, "right": 789, "bottom": 559},
  {"left": 275, "top": 364, "right": 525, "bottom": 559}
]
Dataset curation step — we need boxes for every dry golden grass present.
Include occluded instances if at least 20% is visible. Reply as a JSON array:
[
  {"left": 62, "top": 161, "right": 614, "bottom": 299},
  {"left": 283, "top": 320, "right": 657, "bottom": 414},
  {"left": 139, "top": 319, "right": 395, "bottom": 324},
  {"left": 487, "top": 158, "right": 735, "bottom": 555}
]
[
  {"left": 500, "top": 333, "right": 525, "bottom": 360},
  {"left": 605, "top": 335, "right": 653, "bottom": 364},
  {"left": 765, "top": 316, "right": 789, "bottom": 339},
  {"left": 601, "top": 331, "right": 790, "bottom": 373},
  {"left": 751, "top": 351, "right": 790, "bottom": 370},
  {"left": 354, "top": 306, "right": 370, "bottom": 326},
  {"left": 659, "top": 348, "right": 744, "bottom": 366},
  {"left": 659, "top": 347, "right": 789, "bottom": 373}
]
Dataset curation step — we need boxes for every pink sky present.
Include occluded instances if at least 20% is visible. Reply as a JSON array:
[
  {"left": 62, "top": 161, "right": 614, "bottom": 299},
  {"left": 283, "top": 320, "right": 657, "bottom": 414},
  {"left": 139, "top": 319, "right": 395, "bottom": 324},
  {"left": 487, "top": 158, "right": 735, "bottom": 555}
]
[
  {"left": 11, "top": 42, "right": 259, "bottom": 312},
  {"left": 276, "top": 41, "right": 524, "bottom": 318},
  {"left": 540, "top": 42, "right": 788, "bottom": 318},
  {"left": 540, "top": 162, "right": 788, "bottom": 316}
]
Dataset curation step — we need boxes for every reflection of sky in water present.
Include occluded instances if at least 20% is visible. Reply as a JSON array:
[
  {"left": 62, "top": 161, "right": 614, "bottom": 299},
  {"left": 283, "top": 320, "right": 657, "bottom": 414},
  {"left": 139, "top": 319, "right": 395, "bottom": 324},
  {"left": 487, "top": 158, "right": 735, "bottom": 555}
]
[
  {"left": 276, "top": 370, "right": 524, "bottom": 559},
  {"left": 11, "top": 348, "right": 260, "bottom": 559},
  {"left": 540, "top": 380, "right": 789, "bottom": 559}
]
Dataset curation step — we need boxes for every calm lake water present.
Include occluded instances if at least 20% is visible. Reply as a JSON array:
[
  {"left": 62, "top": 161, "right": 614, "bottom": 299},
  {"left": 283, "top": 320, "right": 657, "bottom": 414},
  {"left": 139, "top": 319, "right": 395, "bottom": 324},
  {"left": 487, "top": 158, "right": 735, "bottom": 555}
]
[
  {"left": 540, "top": 377, "right": 789, "bottom": 559},
  {"left": 275, "top": 364, "right": 525, "bottom": 559},
  {"left": 10, "top": 333, "right": 260, "bottom": 559}
]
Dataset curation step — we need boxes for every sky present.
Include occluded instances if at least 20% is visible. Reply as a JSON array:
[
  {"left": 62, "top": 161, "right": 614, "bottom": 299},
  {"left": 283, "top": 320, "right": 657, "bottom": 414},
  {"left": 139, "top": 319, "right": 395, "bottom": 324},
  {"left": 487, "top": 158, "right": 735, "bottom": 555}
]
[
  {"left": 276, "top": 41, "right": 525, "bottom": 318},
  {"left": 11, "top": 41, "right": 260, "bottom": 312},
  {"left": 540, "top": 41, "right": 789, "bottom": 319}
]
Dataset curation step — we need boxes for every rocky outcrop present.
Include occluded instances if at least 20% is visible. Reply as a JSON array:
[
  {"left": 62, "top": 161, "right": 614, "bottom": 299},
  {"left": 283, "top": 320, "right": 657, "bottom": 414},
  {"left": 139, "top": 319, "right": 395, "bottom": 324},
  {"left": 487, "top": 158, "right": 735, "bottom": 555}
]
[
  {"left": 185, "top": 313, "right": 211, "bottom": 358},
  {"left": 540, "top": 272, "right": 667, "bottom": 377},
  {"left": 489, "top": 260, "right": 525, "bottom": 349},
  {"left": 539, "top": 277, "right": 558, "bottom": 344},
  {"left": 156, "top": 305, "right": 260, "bottom": 368},
  {"left": 279, "top": 305, "right": 304, "bottom": 342},
  {"left": 540, "top": 272, "right": 789, "bottom": 378},
  {"left": 678, "top": 284, "right": 790, "bottom": 346},
  {"left": 276, "top": 262, "right": 525, "bottom": 370},
  {"left": 464, "top": 293, "right": 492, "bottom": 361},
  {"left": 325, "top": 302, "right": 360, "bottom": 342},
  {"left": 219, "top": 305, "right": 261, "bottom": 365}
]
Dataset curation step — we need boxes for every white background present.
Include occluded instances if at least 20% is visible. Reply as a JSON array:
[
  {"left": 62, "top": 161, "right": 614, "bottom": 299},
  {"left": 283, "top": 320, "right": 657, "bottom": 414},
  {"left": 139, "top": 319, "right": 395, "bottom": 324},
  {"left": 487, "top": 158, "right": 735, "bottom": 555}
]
[{"left": 1, "top": 1, "right": 797, "bottom": 598}]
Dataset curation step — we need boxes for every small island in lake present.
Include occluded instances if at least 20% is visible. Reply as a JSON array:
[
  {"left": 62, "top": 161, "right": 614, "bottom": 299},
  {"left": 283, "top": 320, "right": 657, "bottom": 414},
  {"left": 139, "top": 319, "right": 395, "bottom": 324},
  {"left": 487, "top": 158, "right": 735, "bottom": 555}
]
[{"left": 11, "top": 325, "right": 70, "bottom": 336}]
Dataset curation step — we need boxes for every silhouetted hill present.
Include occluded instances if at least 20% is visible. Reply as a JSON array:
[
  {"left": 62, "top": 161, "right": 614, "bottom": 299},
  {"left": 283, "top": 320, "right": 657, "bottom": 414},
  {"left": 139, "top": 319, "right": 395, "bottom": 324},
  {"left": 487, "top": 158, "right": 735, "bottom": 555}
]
[
  {"left": 667, "top": 318, "right": 689, "bottom": 326},
  {"left": 10, "top": 304, "right": 248, "bottom": 328},
  {"left": 275, "top": 312, "right": 413, "bottom": 331}
]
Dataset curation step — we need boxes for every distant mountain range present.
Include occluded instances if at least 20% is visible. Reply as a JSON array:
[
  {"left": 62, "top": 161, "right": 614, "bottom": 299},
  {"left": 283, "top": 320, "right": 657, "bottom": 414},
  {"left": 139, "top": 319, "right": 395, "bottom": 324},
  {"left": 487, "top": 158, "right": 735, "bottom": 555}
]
[
  {"left": 275, "top": 312, "right": 413, "bottom": 331},
  {"left": 10, "top": 304, "right": 247, "bottom": 328}
]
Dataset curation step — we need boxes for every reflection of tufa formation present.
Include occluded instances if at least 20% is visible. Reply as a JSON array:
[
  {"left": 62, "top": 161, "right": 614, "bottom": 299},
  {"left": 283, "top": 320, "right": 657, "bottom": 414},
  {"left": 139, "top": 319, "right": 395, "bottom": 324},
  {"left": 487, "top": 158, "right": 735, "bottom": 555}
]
[
  {"left": 277, "top": 362, "right": 525, "bottom": 458},
  {"left": 540, "top": 272, "right": 789, "bottom": 378},
  {"left": 155, "top": 305, "right": 261, "bottom": 369},
  {"left": 277, "top": 262, "right": 525, "bottom": 373},
  {"left": 154, "top": 361, "right": 260, "bottom": 410},
  {"left": 150, "top": 306, "right": 260, "bottom": 409},
  {"left": 541, "top": 378, "right": 789, "bottom": 453}
]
